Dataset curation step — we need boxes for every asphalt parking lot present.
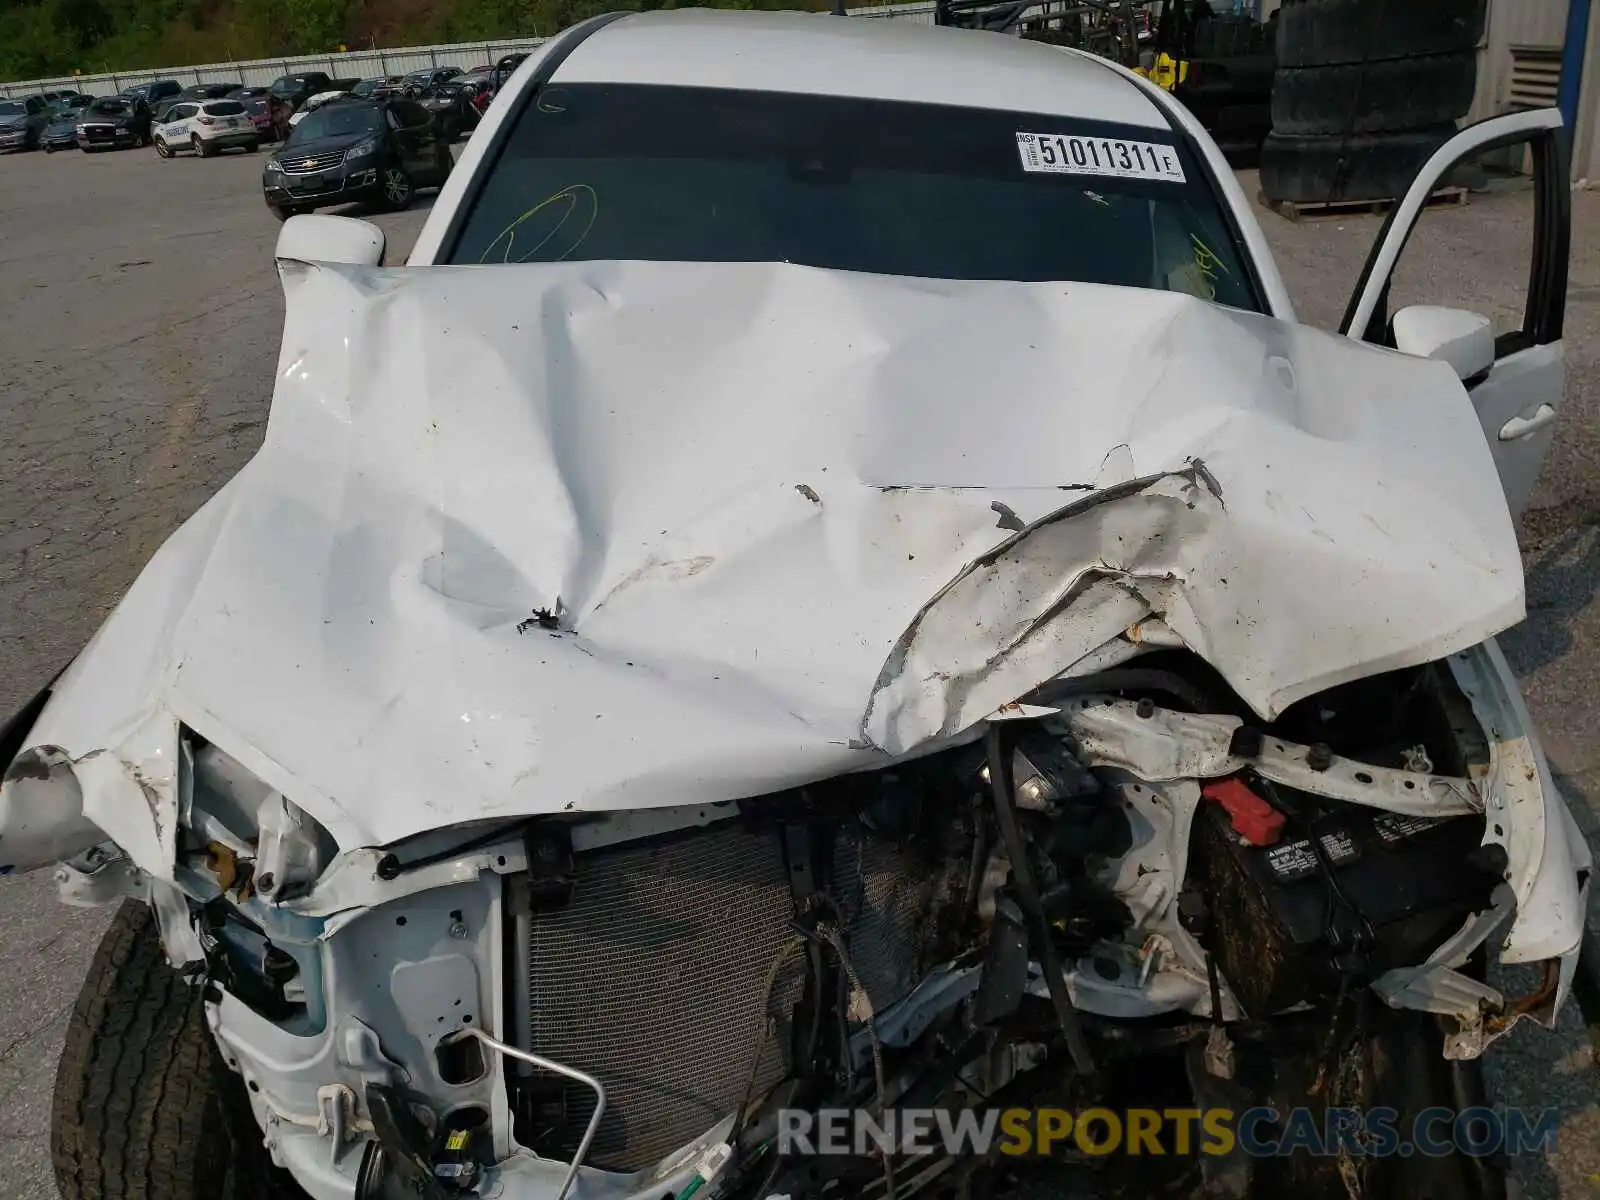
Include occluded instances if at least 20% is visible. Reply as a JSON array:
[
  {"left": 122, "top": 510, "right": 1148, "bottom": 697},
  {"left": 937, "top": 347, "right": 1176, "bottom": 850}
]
[{"left": 3, "top": 143, "right": 1600, "bottom": 1196}]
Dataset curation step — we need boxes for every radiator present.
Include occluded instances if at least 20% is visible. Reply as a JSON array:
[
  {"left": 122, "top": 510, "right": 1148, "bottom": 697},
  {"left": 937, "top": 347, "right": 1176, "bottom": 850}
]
[{"left": 517, "top": 821, "right": 954, "bottom": 1170}]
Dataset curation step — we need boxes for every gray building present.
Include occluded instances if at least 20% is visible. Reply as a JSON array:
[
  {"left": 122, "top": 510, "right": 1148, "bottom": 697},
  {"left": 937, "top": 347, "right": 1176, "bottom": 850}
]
[{"left": 1470, "top": 0, "right": 1597, "bottom": 179}]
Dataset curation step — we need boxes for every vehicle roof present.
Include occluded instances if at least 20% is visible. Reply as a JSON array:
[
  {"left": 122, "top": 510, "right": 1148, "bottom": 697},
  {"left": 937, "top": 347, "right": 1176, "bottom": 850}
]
[
  {"left": 313, "top": 95, "right": 379, "bottom": 110},
  {"left": 554, "top": 9, "right": 1166, "bottom": 128}
]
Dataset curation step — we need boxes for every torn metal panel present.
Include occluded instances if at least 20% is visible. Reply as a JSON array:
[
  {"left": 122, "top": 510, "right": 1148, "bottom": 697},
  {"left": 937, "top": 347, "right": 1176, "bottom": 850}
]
[
  {"left": 1449, "top": 639, "right": 1586, "bottom": 964},
  {"left": 1058, "top": 696, "right": 1482, "bottom": 817},
  {"left": 0, "top": 745, "right": 100, "bottom": 870},
  {"left": 6, "top": 260, "right": 1525, "bottom": 852}
]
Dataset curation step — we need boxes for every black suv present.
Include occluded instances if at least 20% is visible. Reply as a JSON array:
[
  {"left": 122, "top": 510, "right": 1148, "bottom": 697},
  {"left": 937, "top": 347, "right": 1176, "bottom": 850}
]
[
  {"left": 120, "top": 79, "right": 182, "bottom": 106},
  {"left": 262, "top": 97, "right": 452, "bottom": 221}
]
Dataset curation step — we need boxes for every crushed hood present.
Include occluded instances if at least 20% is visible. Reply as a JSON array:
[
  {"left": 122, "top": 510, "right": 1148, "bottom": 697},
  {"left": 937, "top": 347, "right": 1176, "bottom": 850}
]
[{"left": 29, "top": 259, "right": 1524, "bottom": 850}]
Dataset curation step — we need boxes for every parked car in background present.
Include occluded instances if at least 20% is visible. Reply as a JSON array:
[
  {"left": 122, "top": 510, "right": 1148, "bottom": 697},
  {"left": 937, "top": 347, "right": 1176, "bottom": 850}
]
[
  {"left": 40, "top": 88, "right": 82, "bottom": 104},
  {"left": 175, "top": 82, "right": 244, "bottom": 102},
  {"left": 262, "top": 96, "right": 451, "bottom": 219},
  {"left": 236, "top": 85, "right": 271, "bottom": 102},
  {"left": 153, "top": 98, "right": 259, "bottom": 157},
  {"left": 491, "top": 50, "right": 529, "bottom": 91},
  {"left": 0, "top": 95, "right": 50, "bottom": 152},
  {"left": 371, "top": 75, "right": 412, "bottom": 98},
  {"left": 40, "top": 106, "right": 82, "bottom": 152},
  {"left": 243, "top": 95, "right": 276, "bottom": 142},
  {"left": 266, "top": 71, "right": 361, "bottom": 140},
  {"left": 119, "top": 79, "right": 181, "bottom": 107},
  {"left": 401, "top": 66, "right": 461, "bottom": 95},
  {"left": 453, "top": 70, "right": 498, "bottom": 119},
  {"left": 51, "top": 93, "right": 93, "bottom": 114},
  {"left": 76, "top": 95, "right": 152, "bottom": 150},
  {"left": 267, "top": 71, "right": 360, "bottom": 110},
  {"left": 287, "top": 89, "right": 351, "bottom": 129},
  {"left": 417, "top": 77, "right": 486, "bottom": 140}
]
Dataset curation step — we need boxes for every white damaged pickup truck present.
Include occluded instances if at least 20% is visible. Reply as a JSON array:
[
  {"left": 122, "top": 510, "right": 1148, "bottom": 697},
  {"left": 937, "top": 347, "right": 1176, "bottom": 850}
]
[{"left": 5, "top": 12, "right": 1596, "bottom": 1200}]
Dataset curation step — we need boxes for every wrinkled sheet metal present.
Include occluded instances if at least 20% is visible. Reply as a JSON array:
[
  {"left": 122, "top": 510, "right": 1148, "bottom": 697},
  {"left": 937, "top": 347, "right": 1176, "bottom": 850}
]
[{"left": 24, "top": 259, "right": 1524, "bottom": 851}]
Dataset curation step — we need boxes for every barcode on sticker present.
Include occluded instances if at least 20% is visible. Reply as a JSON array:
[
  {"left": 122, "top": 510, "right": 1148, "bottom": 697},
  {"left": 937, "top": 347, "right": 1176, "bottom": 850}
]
[{"left": 1016, "top": 132, "right": 1186, "bottom": 182}]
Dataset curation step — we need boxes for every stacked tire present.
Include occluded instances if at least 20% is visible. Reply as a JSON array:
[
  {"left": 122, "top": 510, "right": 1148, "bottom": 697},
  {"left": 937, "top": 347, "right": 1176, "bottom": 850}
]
[{"left": 1260, "top": 0, "right": 1487, "bottom": 205}]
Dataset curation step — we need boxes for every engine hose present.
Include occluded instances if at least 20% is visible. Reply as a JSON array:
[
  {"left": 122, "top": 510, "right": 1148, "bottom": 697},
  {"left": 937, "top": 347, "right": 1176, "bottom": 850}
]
[{"left": 984, "top": 722, "right": 1096, "bottom": 1074}]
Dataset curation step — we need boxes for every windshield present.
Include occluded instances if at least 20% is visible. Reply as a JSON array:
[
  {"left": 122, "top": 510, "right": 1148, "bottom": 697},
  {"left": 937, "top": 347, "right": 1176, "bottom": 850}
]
[
  {"left": 0, "top": 102, "right": 24, "bottom": 117},
  {"left": 270, "top": 75, "right": 311, "bottom": 96},
  {"left": 287, "top": 103, "right": 382, "bottom": 143},
  {"left": 445, "top": 84, "right": 1259, "bottom": 309},
  {"left": 88, "top": 101, "right": 128, "bottom": 116}
]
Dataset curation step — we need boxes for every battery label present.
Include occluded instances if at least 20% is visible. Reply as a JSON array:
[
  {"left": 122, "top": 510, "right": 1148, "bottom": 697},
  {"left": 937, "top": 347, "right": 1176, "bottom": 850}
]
[
  {"left": 1373, "top": 812, "right": 1442, "bottom": 844},
  {"left": 1265, "top": 839, "right": 1319, "bottom": 882},
  {"left": 1264, "top": 828, "right": 1360, "bottom": 882},
  {"left": 1319, "top": 828, "right": 1359, "bottom": 864}
]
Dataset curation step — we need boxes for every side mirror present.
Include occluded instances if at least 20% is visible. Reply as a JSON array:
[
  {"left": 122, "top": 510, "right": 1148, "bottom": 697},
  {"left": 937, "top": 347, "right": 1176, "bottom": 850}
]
[
  {"left": 275, "top": 213, "right": 385, "bottom": 267},
  {"left": 1390, "top": 305, "right": 1494, "bottom": 383}
]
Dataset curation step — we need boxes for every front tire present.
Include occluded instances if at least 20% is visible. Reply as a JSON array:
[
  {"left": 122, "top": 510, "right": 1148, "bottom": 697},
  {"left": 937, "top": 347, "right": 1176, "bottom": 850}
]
[
  {"left": 379, "top": 163, "right": 414, "bottom": 210},
  {"left": 50, "top": 903, "right": 291, "bottom": 1200}
]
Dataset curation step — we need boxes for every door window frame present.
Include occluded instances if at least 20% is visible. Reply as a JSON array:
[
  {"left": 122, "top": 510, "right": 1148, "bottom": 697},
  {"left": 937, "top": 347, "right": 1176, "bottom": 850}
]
[{"left": 1339, "top": 114, "right": 1570, "bottom": 360}]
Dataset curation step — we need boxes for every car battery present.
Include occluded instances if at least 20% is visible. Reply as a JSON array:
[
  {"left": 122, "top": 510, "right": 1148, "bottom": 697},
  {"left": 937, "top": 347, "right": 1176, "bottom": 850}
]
[{"left": 1190, "top": 776, "right": 1495, "bottom": 1016}]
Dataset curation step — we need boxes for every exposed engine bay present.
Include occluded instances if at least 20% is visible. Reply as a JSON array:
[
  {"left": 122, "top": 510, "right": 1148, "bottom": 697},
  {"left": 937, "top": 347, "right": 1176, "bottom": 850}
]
[
  {"left": 4, "top": 261, "right": 1594, "bottom": 1200},
  {"left": 47, "top": 645, "right": 1573, "bottom": 1200}
]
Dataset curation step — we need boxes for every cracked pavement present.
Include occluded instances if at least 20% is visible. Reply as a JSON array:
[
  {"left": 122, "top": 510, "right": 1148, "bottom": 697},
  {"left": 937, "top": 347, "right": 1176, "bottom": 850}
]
[
  {"left": 1, "top": 146, "right": 1600, "bottom": 1196},
  {"left": 0, "top": 145, "right": 433, "bottom": 1196}
]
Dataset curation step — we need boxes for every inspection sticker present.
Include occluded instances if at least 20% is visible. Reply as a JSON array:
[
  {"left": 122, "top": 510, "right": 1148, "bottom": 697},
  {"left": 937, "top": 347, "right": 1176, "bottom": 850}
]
[{"left": 1015, "top": 132, "right": 1187, "bottom": 183}]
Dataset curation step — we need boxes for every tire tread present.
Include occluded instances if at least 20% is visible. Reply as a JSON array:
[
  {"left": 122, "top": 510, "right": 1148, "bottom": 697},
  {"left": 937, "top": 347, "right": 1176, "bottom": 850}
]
[{"left": 49, "top": 903, "right": 290, "bottom": 1200}]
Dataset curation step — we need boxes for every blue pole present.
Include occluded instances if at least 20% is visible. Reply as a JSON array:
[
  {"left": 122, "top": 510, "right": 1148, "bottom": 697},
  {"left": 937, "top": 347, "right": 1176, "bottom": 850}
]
[{"left": 1559, "top": 0, "right": 1592, "bottom": 135}]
